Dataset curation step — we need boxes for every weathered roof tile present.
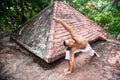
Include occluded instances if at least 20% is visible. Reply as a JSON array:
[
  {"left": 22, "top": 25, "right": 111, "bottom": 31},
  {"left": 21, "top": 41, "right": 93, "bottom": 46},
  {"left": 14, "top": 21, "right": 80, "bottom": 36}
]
[{"left": 11, "top": 1, "right": 113, "bottom": 63}]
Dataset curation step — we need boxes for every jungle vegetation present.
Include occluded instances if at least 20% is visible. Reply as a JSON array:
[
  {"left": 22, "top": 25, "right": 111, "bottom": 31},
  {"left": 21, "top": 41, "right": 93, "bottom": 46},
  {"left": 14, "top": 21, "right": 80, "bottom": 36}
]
[{"left": 0, "top": 0, "right": 120, "bottom": 38}]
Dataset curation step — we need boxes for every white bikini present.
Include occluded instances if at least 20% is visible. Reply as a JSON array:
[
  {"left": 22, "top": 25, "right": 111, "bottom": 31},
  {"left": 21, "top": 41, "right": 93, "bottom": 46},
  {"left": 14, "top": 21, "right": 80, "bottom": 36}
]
[{"left": 65, "top": 43, "right": 95, "bottom": 60}]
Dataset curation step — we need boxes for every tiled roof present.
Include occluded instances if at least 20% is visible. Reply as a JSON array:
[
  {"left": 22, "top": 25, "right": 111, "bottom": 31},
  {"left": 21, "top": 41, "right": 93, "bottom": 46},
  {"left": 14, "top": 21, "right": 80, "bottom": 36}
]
[{"left": 11, "top": 1, "right": 113, "bottom": 63}]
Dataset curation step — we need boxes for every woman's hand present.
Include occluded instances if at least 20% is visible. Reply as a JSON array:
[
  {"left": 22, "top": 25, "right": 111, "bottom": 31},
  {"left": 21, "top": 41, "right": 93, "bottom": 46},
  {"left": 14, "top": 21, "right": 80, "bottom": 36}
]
[{"left": 53, "top": 17, "right": 62, "bottom": 23}]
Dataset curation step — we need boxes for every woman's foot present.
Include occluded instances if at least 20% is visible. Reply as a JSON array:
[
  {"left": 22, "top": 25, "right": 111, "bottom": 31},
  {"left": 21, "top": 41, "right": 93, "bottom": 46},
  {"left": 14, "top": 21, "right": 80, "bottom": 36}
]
[
  {"left": 64, "top": 68, "right": 69, "bottom": 73},
  {"left": 64, "top": 70, "right": 71, "bottom": 75}
]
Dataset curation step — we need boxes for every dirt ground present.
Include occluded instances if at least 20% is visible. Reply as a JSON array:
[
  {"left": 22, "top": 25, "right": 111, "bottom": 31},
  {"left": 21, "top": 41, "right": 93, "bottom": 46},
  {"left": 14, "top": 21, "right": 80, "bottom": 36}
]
[{"left": 0, "top": 31, "right": 120, "bottom": 80}]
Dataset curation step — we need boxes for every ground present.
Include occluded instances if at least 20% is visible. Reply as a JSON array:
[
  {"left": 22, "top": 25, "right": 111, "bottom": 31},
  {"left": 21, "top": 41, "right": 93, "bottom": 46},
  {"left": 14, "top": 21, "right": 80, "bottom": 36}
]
[{"left": 0, "top": 31, "right": 120, "bottom": 80}]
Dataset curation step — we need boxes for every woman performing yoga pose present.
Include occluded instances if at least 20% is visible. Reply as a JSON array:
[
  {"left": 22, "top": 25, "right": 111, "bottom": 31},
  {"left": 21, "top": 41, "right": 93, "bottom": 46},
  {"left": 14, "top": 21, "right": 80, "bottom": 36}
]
[{"left": 53, "top": 17, "right": 100, "bottom": 75}]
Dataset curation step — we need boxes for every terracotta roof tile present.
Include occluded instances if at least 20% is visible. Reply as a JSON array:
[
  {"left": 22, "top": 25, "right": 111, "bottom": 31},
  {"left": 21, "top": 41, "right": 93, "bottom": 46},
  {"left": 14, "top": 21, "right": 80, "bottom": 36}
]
[{"left": 11, "top": 1, "right": 114, "bottom": 63}]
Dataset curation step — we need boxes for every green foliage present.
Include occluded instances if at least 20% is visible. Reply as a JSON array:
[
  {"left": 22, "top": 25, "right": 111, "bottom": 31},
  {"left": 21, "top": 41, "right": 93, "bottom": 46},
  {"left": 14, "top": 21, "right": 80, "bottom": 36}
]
[
  {"left": 0, "top": 0, "right": 119, "bottom": 38},
  {"left": 95, "top": 12, "right": 114, "bottom": 27},
  {"left": 0, "top": 0, "right": 48, "bottom": 31},
  {"left": 64, "top": 0, "right": 120, "bottom": 38},
  {"left": 108, "top": 16, "right": 120, "bottom": 37}
]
